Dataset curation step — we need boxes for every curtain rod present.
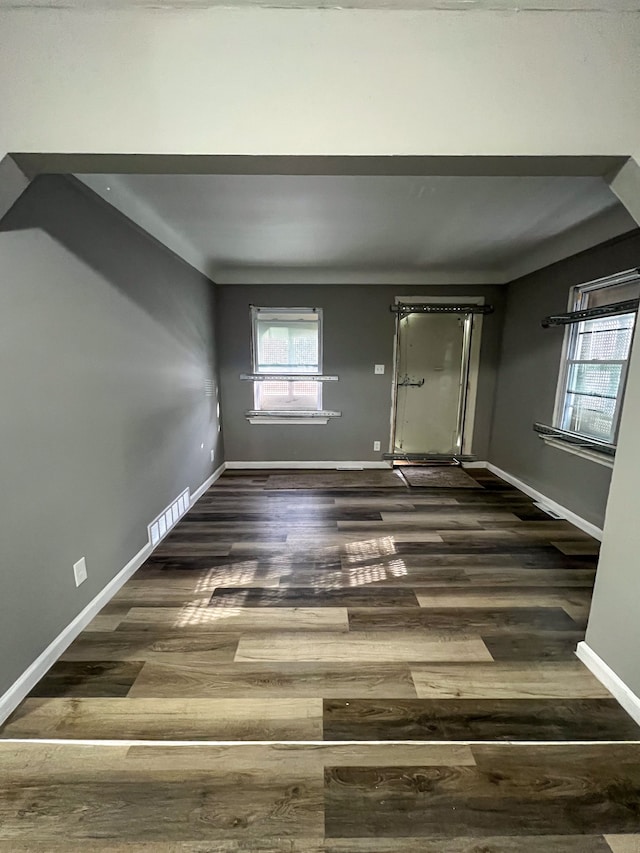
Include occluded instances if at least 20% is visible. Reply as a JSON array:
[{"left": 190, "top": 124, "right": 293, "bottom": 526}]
[
  {"left": 390, "top": 303, "right": 493, "bottom": 316},
  {"left": 542, "top": 298, "right": 639, "bottom": 328}
]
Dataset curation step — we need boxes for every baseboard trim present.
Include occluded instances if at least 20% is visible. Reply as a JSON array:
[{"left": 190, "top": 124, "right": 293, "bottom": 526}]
[
  {"left": 225, "top": 460, "right": 392, "bottom": 470},
  {"left": 461, "top": 460, "right": 488, "bottom": 469},
  {"left": 0, "top": 463, "right": 227, "bottom": 726},
  {"left": 485, "top": 462, "right": 603, "bottom": 541},
  {"left": 191, "top": 462, "right": 226, "bottom": 503},
  {"left": 0, "top": 541, "right": 152, "bottom": 726},
  {"left": 576, "top": 641, "right": 640, "bottom": 727}
]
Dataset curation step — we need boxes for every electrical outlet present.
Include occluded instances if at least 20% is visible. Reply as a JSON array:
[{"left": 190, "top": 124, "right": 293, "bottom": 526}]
[
  {"left": 73, "top": 557, "right": 88, "bottom": 587},
  {"left": 373, "top": 440, "right": 381, "bottom": 451},
  {"left": 374, "top": 364, "right": 385, "bottom": 375},
  {"left": 210, "top": 449, "right": 215, "bottom": 462}
]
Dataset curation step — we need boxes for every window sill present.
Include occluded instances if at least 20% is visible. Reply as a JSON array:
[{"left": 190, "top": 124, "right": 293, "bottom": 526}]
[
  {"left": 539, "top": 435, "right": 615, "bottom": 469},
  {"left": 245, "top": 410, "right": 340, "bottom": 425},
  {"left": 248, "top": 417, "right": 330, "bottom": 425}
]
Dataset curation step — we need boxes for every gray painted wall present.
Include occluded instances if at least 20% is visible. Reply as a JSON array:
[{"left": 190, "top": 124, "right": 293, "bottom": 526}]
[
  {"left": 0, "top": 176, "right": 223, "bottom": 697},
  {"left": 218, "top": 284, "right": 505, "bottom": 463},
  {"left": 488, "top": 230, "right": 640, "bottom": 529},
  {"left": 0, "top": 155, "right": 29, "bottom": 220},
  {"left": 585, "top": 300, "right": 640, "bottom": 697}
]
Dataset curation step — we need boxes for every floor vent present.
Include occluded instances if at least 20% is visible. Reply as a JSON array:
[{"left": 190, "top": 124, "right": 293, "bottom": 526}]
[
  {"left": 148, "top": 488, "right": 190, "bottom": 546},
  {"left": 533, "top": 501, "right": 564, "bottom": 520}
]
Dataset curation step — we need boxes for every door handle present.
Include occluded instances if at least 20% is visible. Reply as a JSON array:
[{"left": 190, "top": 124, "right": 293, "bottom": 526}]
[{"left": 398, "top": 375, "right": 425, "bottom": 387}]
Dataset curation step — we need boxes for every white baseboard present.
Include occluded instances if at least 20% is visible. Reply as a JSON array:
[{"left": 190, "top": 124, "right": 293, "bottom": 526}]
[
  {"left": 0, "top": 463, "right": 227, "bottom": 726},
  {"left": 576, "top": 641, "right": 640, "bottom": 727},
  {"left": 0, "top": 540, "right": 152, "bottom": 726},
  {"left": 461, "top": 460, "right": 488, "bottom": 469},
  {"left": 486, "top": 462, "right": 603, "bottom": 541},
  {"left": 190, "top": 462, "right": 226, "bottom": 503},
  {"left": 225, "top": 460, "right": 392, "bottom": 470}
]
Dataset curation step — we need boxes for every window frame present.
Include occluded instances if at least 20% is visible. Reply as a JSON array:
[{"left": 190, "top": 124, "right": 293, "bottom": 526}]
[
  {"left": 553, "top": 274, "right": 639, "bottom": 449},
  {"left": 250, "top": 306, "right": 324, "bottom": 413}
]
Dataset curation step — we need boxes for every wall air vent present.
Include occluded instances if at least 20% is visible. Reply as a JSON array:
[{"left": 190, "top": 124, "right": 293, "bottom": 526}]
[{"left": 148, "top": 488, "right": 190, "bottom": 547}]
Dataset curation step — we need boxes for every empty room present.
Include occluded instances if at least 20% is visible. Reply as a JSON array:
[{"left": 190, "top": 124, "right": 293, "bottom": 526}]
[{"left": 1, "top": 3, "right": 640, "bottom": 851}]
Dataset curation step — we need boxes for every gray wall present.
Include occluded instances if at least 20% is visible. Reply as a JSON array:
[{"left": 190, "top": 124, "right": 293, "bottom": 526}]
[
  {"left": 218, "top": 284, "right": 505, "bottom": 463},
  {"left": 0, "top": 176, "right": 223, "bottom": 697},
  {"left": 489, "top": 229, "right": 640, "bottom": 529},
  {"left": 585, "top": 301, "right": 640, "bottom": 697}
]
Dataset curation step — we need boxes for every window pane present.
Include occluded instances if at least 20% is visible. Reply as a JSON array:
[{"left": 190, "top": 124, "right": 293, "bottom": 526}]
[
  {"left": 561, "top": 392, "right": 616, "bottom": 442},
  {"left": 574, "top": 314, "right": 634, "bottom": 361},
  {"left": 566, "top": 363, "right": 622, "bottom": 399},
  {"left": 582, "top": 281, "right": 640, "bottom": 309},
  {"left": 256, "top": 318, "right": 319, "bottom": 372},
  {"left": 555, "top": 276, "right": 639, "bottom": 444},
  {"left": 256, "top": 380, "right": 321, "bottom": 411},
  {"left": 251, "top": 308, "right": 322, "bottom": 411}
]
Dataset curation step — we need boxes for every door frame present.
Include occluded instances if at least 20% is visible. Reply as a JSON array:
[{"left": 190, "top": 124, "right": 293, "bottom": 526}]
[{"left": 389, "top": 295, "right": 485, "bottom": 456}]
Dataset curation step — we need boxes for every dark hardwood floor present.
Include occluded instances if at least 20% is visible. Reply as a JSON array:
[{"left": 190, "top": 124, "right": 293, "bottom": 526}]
[
  {"left": 1, "top": 467, "right": 639, "bottom": 849},
  {"left": 1, "top": 741, "right": 640, "bottom": 850}
]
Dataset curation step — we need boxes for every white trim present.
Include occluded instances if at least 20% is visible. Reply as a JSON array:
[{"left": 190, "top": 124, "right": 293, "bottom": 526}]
[
  {"left": 576, "top": 641, "right": 640, "bottom": 728},
  {"left": 486, "top": 462, "right": 603, "bottom": 541},
  {"left": 461, "top": 460, "right": 488, "bottom": 468},
  {"left": 191, "top": 462, "right": 227, "bottom": 504},
  {"left": 539, "top": 435, "right": 615, "bottom": 469},
  {"left": 0, "top": 541, "right": 151, "bottom": 726},
  {"left": 0, "top": 463, "right": 227, "bottom": 726},
  {"left": 248, "top": 417, "right": 329, "bottom": 425},
  {"left": 225, "top": 460, "right": 392, "bottom": 469}
]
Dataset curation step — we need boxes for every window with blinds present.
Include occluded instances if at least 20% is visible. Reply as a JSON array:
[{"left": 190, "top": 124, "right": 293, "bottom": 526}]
[
  {"left": 251, "top": 307, "right": 322, "bottom": 411},
  {"left": 556, "top": 277, "right": 639, "bottom": 444}
]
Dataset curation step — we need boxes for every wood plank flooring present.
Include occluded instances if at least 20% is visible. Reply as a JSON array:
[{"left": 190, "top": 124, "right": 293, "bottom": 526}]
[
  {"left": 2, "top": 467, "right": 640, "bottom": 848},
  {"left": 1, "top": 742, "right": 640, "bottom": 850},
  {"left": 3, "top": 467, "right": 627, "bottom": 743}
]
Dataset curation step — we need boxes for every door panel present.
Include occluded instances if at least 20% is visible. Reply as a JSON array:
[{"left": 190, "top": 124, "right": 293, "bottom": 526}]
[{"left": 394, "top": 313, "right": 467, "bottom": 455}]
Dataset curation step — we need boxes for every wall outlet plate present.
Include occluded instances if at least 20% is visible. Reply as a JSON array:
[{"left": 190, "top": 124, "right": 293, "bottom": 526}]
[
  {"left": 374, "top": 364, "right": 385, "bottom": 374},
  {"left": 73, "top": 557, "right": 87, "bottom": 587},
  {"left": 373, "top": 440, "right": 381, "bottom": 451}
]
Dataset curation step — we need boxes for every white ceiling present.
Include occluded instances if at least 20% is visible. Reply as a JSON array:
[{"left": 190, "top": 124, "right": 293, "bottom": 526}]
[
  {"left": 80, "top": 173, "right": 636, "bottom": 285},
  {"left": 3, "top": 0, "right": 640, "bottom": 8}
]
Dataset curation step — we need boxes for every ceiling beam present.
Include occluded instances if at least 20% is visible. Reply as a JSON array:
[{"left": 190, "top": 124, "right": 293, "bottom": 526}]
[{"left": 13, "top": 153, "right": 628, "bottom": 180}]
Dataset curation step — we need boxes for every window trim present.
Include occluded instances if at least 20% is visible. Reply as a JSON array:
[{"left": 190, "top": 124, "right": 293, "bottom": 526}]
[
  {"left": 551, "top": 270, "right": 640, "bottom": 452},
  {"left": 247, "top": 305, "right": 339, "bottom": 422},
  {"left": 539, "top": 434, "right": 615, "bottom": 469},
  {"left": 251, "top": 306, "right": 324, "bottom": 376}
]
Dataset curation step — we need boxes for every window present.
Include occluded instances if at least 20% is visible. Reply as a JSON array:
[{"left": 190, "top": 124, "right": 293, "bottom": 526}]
[
  {"left": 555, "top": 274, "right": 640, "bottom": 445},
  {"left": 251, "top": 307, "right": 322, "bottom": 412}
]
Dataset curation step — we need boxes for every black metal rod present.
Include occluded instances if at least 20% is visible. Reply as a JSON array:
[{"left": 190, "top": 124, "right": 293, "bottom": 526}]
[
  {"left": 533, "top": 422, "right": 616, "bottom": 456},
  {"left": 542, "top": 299, "right": 639, "bottom": 328},
  {"left": 240, "top": 373, "right": 338, "bottom": 382},
  {"left": 390, "top": 304, "right": 493, "bottom": 315}
]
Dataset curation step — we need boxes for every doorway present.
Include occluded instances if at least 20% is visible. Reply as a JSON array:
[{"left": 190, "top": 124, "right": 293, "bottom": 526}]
[{"left": 391, "top": 298, "right": 485, "bottom": 458}]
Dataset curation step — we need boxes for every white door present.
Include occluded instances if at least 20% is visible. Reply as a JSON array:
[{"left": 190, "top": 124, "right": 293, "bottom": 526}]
[{"left": 394, "top": 312, "right": 471, "bottom": 455}]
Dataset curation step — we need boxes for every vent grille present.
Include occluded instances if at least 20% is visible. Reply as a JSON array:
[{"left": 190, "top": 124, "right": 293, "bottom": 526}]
[{"left": 148, "top": 488, "right": 190, "bottom": 547}]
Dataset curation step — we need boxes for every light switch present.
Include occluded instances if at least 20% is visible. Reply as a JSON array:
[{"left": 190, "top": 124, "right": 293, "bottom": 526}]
[{"left": 374, "top": 364, "right": 385, "bottom": 374}]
